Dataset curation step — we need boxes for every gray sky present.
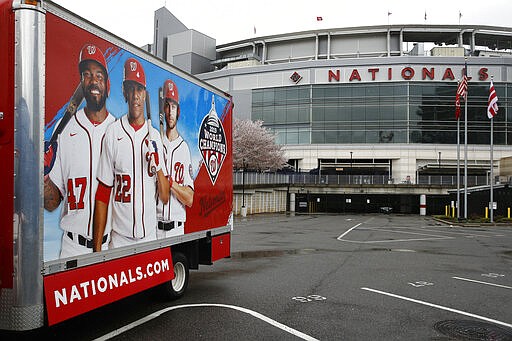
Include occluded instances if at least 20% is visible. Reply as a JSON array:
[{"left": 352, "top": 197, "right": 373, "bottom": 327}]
[{"left": 53, "top": 0, "right": 512, "bottom": 47}]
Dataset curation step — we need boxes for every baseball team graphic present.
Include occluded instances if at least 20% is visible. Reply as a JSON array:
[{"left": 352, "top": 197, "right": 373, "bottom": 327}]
[
  {"left": 199, "top": 98, "right": 227, "bottom": 185},
  {"left": 44, "top": 44, "right": 115, "bottom": 258},
  {"left": 156, "top": 79, "right": 195, "bottom": 239},
  {"left": 43, "top": 14, "right": 232, "bottom": 261}
]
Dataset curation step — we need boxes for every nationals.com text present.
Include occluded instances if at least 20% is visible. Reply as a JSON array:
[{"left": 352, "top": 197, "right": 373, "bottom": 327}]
[{"left": 53, "top": 258, "right": 170, "bottom": 307}]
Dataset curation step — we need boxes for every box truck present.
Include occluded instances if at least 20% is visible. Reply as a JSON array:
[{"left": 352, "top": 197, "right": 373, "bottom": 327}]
[{"left": 0, "top": 0, "right": 233, "bottom": 330}]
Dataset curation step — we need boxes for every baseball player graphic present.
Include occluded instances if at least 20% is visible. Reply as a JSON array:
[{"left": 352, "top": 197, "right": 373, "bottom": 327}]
[
  {"left": 92, "top": 57, "right": 169, "bottom": 251},
  {"left": 44, "top": 44, "right": 115, "bottom": 258},
  {"left": 156, "top": 80, "right": 194, "bottom": 239}
]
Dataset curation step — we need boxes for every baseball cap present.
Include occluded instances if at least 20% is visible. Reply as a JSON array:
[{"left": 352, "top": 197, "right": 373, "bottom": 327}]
[{"left": 123, "top": 58, "right": 146, "bottom": 88}]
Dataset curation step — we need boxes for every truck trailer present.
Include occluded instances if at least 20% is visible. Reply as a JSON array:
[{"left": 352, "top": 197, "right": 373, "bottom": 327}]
[{"left": 0, "top": 0, "right": 233, "bottom": 330}]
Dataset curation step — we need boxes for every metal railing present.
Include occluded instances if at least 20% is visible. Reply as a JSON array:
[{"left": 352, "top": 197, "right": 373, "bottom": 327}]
[{"left": 234, "top": 172, "right": 491, "bottom": 187}]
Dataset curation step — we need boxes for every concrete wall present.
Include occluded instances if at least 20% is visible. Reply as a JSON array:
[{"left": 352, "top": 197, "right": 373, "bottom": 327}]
[{"left": 233, "top": 188, "right": 288, "bottom": 215}]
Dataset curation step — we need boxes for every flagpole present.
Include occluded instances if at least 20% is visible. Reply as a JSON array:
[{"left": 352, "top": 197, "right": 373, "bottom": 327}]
[
  {"left": 490, "top": 113, "right": 494, "bottom": 223},
  {"left": 457, "top": 112, "right": 460, "bottom": 219},
  {"left": 489, "top": 76, "right": 495, "bottom": 223},
  {"left": 463, "top": 58, "right": 468, "bottom": 220}
]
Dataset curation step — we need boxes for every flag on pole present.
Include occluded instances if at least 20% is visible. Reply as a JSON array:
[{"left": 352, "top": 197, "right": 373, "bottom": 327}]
[
  {"left": 316, "top": 16, "right": 323, "bottom": 21},
  {"left": 488, "top": 80, "right": 499, "bottom": 119},
  {"left": 455, "top": 75, "right": 467, "bottom": 119}
]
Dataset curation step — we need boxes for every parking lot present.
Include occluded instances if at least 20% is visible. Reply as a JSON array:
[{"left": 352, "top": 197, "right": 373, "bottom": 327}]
[{"left": 4, "top": 214, "right": 512, "bottom": 340}]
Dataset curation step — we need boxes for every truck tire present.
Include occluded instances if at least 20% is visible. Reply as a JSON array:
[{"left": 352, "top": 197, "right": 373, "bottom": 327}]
[{"left": 161, "top": 251, "right": 189, "bottom": 300}]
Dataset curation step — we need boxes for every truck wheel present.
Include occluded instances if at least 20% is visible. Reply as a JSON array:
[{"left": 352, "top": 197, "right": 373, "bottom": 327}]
[{"left": 161, "top": 251, "right": 189, "bottom": 300}]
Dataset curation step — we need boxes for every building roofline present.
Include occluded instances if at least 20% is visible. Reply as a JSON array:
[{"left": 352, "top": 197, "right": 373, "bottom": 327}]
[{"left": 217, "top": 24, "right": 512, "bottom": 49}]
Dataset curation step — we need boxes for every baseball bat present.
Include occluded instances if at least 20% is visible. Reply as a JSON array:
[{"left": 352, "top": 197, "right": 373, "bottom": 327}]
[
  {"left": 145, "top": 91, "right": 157, "bottom": 176},
  {"left": 158, "top": 87, "right": 164, "bottom": 139},
  {"left": 49, "top": 83, "right": 84, "bottom": 144}
]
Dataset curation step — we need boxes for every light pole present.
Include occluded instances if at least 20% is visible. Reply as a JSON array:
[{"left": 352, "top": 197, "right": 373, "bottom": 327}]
[
  {"left": 241, "top": 158, "right": 247, "bottom": 217},
  {"left": 350, "top": 151, "right": 353, "bottom": 184}
]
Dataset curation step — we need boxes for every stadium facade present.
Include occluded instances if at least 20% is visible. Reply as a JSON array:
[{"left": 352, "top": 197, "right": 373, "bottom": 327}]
[{"left": 148, "top": 8, "right": 512, "bottom": 185}]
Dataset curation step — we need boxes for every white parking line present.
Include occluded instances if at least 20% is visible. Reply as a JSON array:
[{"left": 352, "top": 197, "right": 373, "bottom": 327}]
[
  {"left": 93, "top": 303, "right": 319, "bottom": 341},
  {"left": 405, "top": 227, "right": 504, "bottom": 238},
  {"left": 452, "top": 276, "right": 512, "bottom": 290},
  {"left": 361, "top": 287, "right": 512, "bottom": 329},
  {"left": 338, "top": 227, "right": 453, "bottom": 243},
  {"left": 337, "top": 223, "right": 362, "bottom": 240}
]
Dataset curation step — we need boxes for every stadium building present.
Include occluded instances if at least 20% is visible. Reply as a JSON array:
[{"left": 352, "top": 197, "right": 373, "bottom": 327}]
[{"left": 147, "top": 7, "right": 512, "bottom": 186}]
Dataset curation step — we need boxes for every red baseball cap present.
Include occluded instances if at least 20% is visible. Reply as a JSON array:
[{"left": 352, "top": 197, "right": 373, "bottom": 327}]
[
  {"left": 123, "top": 58, "right": 146, "bottom": 88},
  {"left": 79, "top": 44, "right": 108, "bottom": 75},
  {"left": 163, "top": 79, "right": 179, "bottom": 104}
]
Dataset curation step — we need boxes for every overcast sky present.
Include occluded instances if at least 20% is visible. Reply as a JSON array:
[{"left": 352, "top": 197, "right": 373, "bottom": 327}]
[{"left": 53, "top": 0, "right": 512, "bottom": 47}]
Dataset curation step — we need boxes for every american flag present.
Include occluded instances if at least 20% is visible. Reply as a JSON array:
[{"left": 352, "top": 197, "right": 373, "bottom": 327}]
[
  {"left": 455, "top": 75, "right": 467, "bottom": 120},
  {"left": 487, "top": 80, "right": 499, "bottom": 119}
]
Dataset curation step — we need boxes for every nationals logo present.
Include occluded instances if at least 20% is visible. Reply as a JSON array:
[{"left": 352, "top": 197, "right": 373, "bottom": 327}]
[{"left": 198, "top": 98, "right": 227, "bottom": 185}]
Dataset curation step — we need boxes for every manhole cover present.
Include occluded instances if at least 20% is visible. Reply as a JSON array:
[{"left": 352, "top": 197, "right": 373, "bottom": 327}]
[{"left": 434, "top": 320, "right": 512, "bottom": 340}]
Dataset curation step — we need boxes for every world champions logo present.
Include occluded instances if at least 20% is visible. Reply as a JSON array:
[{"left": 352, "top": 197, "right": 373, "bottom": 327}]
[{"left": 198, "top": 97, "right": 227, "bottom": 185}]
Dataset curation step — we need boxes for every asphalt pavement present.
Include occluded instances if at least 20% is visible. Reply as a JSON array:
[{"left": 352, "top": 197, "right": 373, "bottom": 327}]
[{"left": 3, "top": 213, "right": 512, "bottom": 340}]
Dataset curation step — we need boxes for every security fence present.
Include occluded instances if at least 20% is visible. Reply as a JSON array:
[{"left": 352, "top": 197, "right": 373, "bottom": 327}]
[{"left": 233, "top": 172, "right": 491, "bottom": 187}]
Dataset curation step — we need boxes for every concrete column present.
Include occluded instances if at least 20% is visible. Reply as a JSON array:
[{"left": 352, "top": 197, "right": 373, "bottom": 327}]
[
  {"left": 420, "top": 194, "right": 426, "bottom": 216},
  {"left": 290, "top": 193, "right": 296, "bottom": 213}
]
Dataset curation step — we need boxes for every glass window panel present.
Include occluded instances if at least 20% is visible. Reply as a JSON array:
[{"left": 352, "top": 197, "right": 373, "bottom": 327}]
[
  {"left": 274, "top": 106, "right": 286, "bottom": 123},
  {"left": 263, "top": 108, "right": 274, "bottom": 123},
  {"left": 366, "top": 131, "right": 379, "bottom": 143},
  {"left": 352, "top": 86, "right": 365, "bottom": 98},
  {"left": 325, "top": 130, "right": 337, "bottom": 143},
  {"left": 287, "top": 88, "right": 299, "bottom": 101},
  {"left": 325, "top": 106, "right": 337, "bottom": 122},
  {"left": 263, "top": 89, "right": 274, "bottom": 105},
  {"left": 252, "top": 90, "right": 263, "bottom": 104},
  {"left": 287, "top": 131, "right": 299, "bottom": 144},
  {"left": 312, "top": 105, "right": 324, "bottom": 122},
  {"left": 274, "top": 88, "right": 286, "bottom": 104},
  {"left": 338, "top": 130, "right": 351, "bottom": 143},
  {"left": 394, "top": 105, "right": 407, "bottom": 120},
  {"left": 366, "top": 86, "right": 379, "bottom": 97},
  {"left": 312, "top": 86, "right": 324, "bottom": 99},
  {"left": 340, "top": 86, "right": 352, "bottom": 98},
  {"left": 298, "top": 106, "right": 309, "bottom": 122},
  {"left": 380, "top": 86, "right": 393, "bottom": 96},
  {"left": 286, "top": 106, "right": 299, "bottom": 123},
  {"left": 252, "top": 107, "right": 263, "bottom": 121},
  {"left": 311, "top": 131, "right": 325, "bottom": 143},
  {"left": 352, "top": 106, "right": 365, "bottom": 121},
  {"left": 352, "top": 130, "right": 365, "bottom": 143},
  {"left": 299, "top": 129, "right": 310, "bottom": 144},
  {"left": 339, "top": 106, "right": 351, "bottom": 120},
  {"left": 324, "top": 86, "right": 338, "bottom": 99},
  {"left": 393, "top": 130, "right": 407, "bottom": 143},
  {"left": 274, "top": 129, "right": 285, "bottom": 145},
  {"left": 366, "top": 107, "right": 379, "bottom": 121},
  {"left": 394, "top": 84, "right": 407, "bottom": 96},
  {"left": 298, "top": 87, "right": 310, "bottom": 103}
]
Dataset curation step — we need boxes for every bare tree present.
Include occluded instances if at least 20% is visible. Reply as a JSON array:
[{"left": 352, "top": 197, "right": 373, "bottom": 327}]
[{"left": 233, "top": 118, "right": 287, "bottom": 171}]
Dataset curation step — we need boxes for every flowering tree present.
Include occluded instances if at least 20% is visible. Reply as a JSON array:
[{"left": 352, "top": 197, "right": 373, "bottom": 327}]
[{"left": 233, "top": 118, "right": 287, "bottom": 171}]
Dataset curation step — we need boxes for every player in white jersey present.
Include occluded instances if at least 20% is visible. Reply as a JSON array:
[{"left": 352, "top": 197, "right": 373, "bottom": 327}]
[
  {"left": 92, "top": 57, "right": 169, "bottom": 251},
  {"left": 156, "top": 79, "right": 194, "bottom": 239},
  {"left": 44, "top": 44, "right": 115, "bottom": 258}
]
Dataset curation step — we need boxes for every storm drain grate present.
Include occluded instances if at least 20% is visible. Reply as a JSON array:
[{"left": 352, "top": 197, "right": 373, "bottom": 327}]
[{"left": 434, "top": 320, "right": 512, "bottom": 340}]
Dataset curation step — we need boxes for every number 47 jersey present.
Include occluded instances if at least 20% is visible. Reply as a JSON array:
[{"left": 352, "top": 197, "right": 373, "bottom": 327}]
[{"left": 49, "top": 109, "right": 115, "bottom": 238}]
